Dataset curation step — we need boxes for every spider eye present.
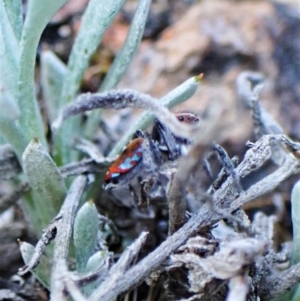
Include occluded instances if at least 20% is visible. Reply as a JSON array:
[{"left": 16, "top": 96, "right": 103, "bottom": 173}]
[{"left": 178, "top": 115, "right": 184, "bottom": 122}]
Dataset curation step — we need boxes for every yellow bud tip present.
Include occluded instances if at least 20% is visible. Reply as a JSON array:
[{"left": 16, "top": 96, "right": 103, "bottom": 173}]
[
  {"left": 88, "top": 199, "right": 94, "bottom": 205},
  {"left": 195, "top": 73, "right": 204, "bottom": 82}
]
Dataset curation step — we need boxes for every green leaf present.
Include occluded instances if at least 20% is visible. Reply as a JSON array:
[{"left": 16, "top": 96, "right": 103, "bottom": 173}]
[
  {"left": 86, "top": 250, "right": 108, "bottom": 271},
  {"left": 18, "top": 0, "right": 68, "bottom": 147},
  {"left": 3, "top": 0, "right": 22, "bottom": 41},
  {"left": 0, "top": 1, "right": 24, "bottom": 159},
  {"left": 74, "top": 200, "right": 99, "bottom": 272},
  {"left": 108, "top": 75, "right": 202, "bottom": 157},
  {"left": 0, "top": 0, "right": 20, "bottom": 92},
  {"left": 22, "top": 137, "right": 67, "bottom": 234},
  {"left": 293, "top": 291, "right": 300, "bottom": 301},
  {"left": 290, "top": 180, "right": 300, "bottom": 301},
  {"left": 61, "top": 0, "right": 126, "bottom": 103},
  {"left": 292, "top": 180, "right": 300, "bottom": 265},
  {"left": 0, "top": 135, "right": 7, "bottom": 145},
  {"left": 19, "top": 240, "right": 51, "bottom": 289},
  {"left": 85, "top": 0, "right": 151, "bottom": 137},
  {"left": 0, "top": 85, "right": 20, "bottom": 121},
  {"left": 0, "top": 119, "right": 27, "bottom": 162},
  {"left": 54, "top": 0, "right": 125, "bottom": 166},
  {"left": 100, "top": 0, "right": 151, "bottom": 92},
  {"left": 83, "top": 250, "right": 109, "bottom": 296},
  {"left": 272, "top": 292, "right": 293, "bottom": 301},
  {"left": 41, "top": 50, "right": 67, "bottom": 123},
  {"left": 273, "top": 180, "right": 300, "bottom": 301}
]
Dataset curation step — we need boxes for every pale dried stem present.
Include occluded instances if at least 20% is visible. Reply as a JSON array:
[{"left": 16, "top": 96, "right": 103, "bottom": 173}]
[
  {"left": 50, "top": 175, "right": 87, "bottom": 301},
  {"left": 52, "top": 89, "right": 201, "bottom": 141}
]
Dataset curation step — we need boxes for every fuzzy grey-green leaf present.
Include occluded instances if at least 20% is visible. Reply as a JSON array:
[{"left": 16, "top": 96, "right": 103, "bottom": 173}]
[
  {"left": 41, "top": 50, "right": 67, "bottom": 123},
  {"left": 292, "top": 180, "right": 300, "bottom": 265},
  {"left": 22, "top": 138, "right": 67, "bottom": 234},
  {"left": 86, "top": 250, "right": 109, "bottom": 272},
  {"left": 0, "top": 0, "right": 20, "bottom": 92},
  {"left": 54, "top": 0, "right": 125, "bottom": 166},
  {"left": 18, "top": 0, "right": 67, "bottom": 146},
  {"left": 291, "top": 180, "right": 300, "bottom": 301},
  {"left": 85, "top": 0, "right": 151, "bottom": 137},
  {"left": 61, "top": 0, "right": 125, "bottom": 102},
  {"left": 100, "top": 0, "right": 151, "bottom": 92},
  {"left": 0, "top": 87, "right": 20, "bottom": 121},
  {"left": 3, "top": 0, "right": 22, "bottom": 41},
  {"left": 83, "top": 250, "right": 110, "bottom": 296},
  {"left": 74, "top": 200, "right": 99, "bottom": 272},
  {"left": 0, "top": 119, "right": 27, "bottom": 162},
  {"left": 19, "top": 241, "right": 51, "bottom": 289}
]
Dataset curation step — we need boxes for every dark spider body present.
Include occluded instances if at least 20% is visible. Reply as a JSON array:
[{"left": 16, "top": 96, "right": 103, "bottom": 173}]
[
  {"left": 153, "top": 111, "right": 200, "bottom": 156},
  {"left": 103, "top": 112, "right": 200, "bottom": 202},
  {"left": 103, "top": 111, "right": 242, "bottom": 206}
]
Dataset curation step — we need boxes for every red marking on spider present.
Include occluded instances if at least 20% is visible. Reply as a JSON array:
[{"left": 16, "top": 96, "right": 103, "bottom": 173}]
[{"left": 105, "top": 138, "right": 143, "bottom": 181}]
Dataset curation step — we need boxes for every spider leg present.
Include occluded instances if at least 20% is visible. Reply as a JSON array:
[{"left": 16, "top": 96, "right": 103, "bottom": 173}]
[
  {"left": 152, "top": 118, "right": 180, "bottom": 161},
  {"left": 128, "top": 183, "right": 139, "bottom": 207},
  {"left": 142, "top": 131, "right": 164, "bottom": 173},
  {"left": 212, "top": 156, "right": 239, "bottom": 191},
  {"left": 126, "top": 130, "right": 165, "bottom": 207},
  {"left": 133, "top": 129, "right": 146, "bottom": 139},
  {"left": 139, "top": 177, "right": 155, "bottom": 208},
  {"left": 203, "top": 157, "right": 214, "bottom": 182},
  {"left": 129, "top": 124, "right": 179, "bottom": 207},
  {"left": 129, "top": 176, "right": 156, "bottom": 208},
  {"left": 202, "top": 148, "right": 216, "bottom": 181},
  {"left": 213, "top": 143, "right": 243, "bottom": 194}
]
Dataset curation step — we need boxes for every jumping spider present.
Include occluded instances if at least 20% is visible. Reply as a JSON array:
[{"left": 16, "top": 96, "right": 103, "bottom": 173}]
[
  {"left": 103, "top": 111, "right": 242, "bottom": 208},
  {"left": 103, "top": 112, "right": 200, "bottom": 207}
]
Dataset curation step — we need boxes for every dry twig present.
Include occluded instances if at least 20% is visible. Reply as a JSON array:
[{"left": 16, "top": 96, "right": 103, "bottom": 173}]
[
  {"left": 63, "top": 277, "right": 87, "bottom": 301},
  {"left": 59, "top": 158, "right": 113, "bottom": 177},
  {"left": 167, "top": 144, "right": 206, "bottom": 235},
  {"left": 50, "top": 175, "right": 87, "bottom": 301},
  {"left": 52, "top": 90, "right": 201, "bottom": 142},
  {"left": 89, "top": 232, "right": 149, "bottom": 301}
]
